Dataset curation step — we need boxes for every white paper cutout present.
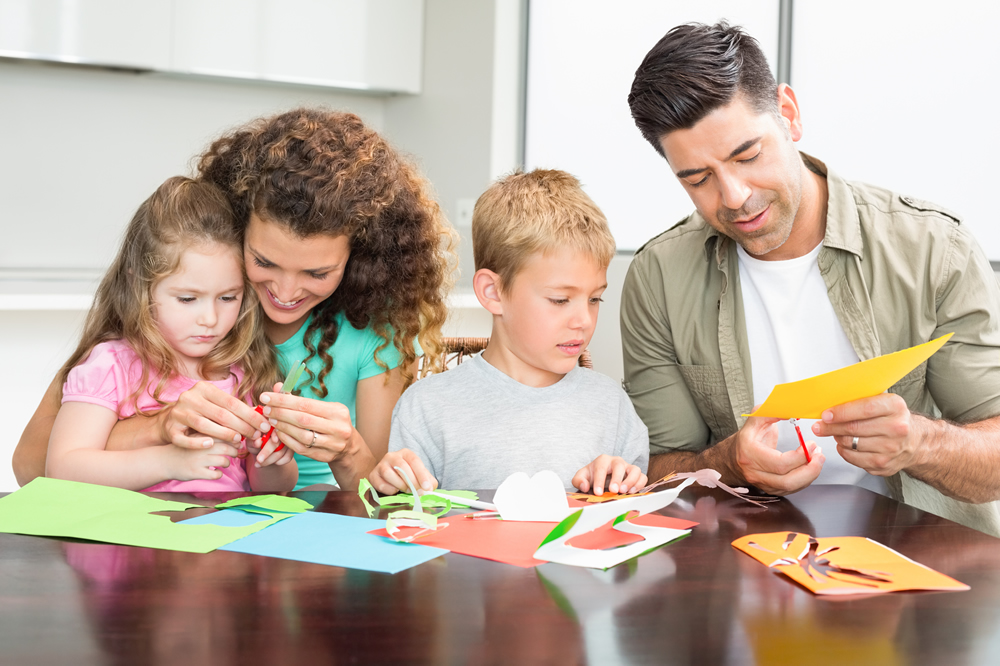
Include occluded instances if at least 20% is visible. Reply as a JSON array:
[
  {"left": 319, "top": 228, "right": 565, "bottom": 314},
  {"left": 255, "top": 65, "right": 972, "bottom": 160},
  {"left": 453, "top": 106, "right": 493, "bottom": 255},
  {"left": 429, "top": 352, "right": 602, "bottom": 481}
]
[
  {"left": 493, "top": 471, "right": 573, "bottom": 522},
  {"left": 533, "top": 478, "right": 696, "bottom": 569}
]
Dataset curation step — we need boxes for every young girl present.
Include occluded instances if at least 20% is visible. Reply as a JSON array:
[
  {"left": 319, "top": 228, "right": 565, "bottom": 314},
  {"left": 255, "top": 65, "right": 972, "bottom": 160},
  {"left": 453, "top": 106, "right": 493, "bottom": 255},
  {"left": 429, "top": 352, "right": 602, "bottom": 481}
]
[{"left": 45, "top": 177, "right": 297, "bottom": 492}]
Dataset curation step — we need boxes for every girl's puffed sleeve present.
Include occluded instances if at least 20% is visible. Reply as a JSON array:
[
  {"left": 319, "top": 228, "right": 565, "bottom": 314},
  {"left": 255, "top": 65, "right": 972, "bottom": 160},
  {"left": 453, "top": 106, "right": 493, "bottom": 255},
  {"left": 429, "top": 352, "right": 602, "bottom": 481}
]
[{"left": 61, "top": 341, "right": 137, "bottom": 415}]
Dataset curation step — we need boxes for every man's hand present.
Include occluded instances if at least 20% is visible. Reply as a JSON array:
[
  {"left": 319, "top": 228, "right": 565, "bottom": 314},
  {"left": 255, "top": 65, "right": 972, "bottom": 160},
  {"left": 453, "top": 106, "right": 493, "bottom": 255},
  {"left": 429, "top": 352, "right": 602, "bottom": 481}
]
[
  {"left": 734, "top": 414, "right": 825, "bottom": 495},
  {"left": 812, "top": 393, "right": 923, "bottom": 477},
  {"left": 572, "top": 455, "right": 647, "bottom": 495},
  {"left": 368, "top": 449, "right": 438, "bottom": 495}
]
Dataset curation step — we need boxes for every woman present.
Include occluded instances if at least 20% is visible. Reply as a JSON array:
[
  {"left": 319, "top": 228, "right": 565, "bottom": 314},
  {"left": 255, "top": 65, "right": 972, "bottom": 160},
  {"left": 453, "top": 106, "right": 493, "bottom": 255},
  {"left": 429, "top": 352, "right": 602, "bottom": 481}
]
[{"left": 13, "top": 108, "right": 454, "bottom": 491}]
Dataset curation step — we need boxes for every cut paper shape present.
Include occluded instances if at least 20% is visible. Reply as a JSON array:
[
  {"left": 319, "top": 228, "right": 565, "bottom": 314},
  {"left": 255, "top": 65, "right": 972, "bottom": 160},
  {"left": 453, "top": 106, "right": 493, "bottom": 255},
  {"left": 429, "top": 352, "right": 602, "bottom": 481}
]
[
  {"left": 369, "top": 513, "right": 698, "bottom": 568},
  {"left": 732, "top": 531, "right": 969, "bottom": 595},
  {"left": 215, "top": 495, "right": 313, "bottom": 515},
  {"left": 0, "top": 477, "right": 287, "bottom": 553},
  {"left": 672, "top": 469, "right": 776, "bottom": 508},
  {"left": 566, "top": 491, "right": 652, "bottom": 503},
  {"left": 745, "top": 333, "right": 953, "bottom": 419},
  {"left": 493, "top": 470, "right": 573, "bottom": 522},
  {"left": 533, "top": 478, "right": 696, "bottom": 569},
  {"left": 380, "top": 489, "right": 484, "bottom": 510},
  {"left": 185, "top": 510, "right": 447, "bottom": 574}
]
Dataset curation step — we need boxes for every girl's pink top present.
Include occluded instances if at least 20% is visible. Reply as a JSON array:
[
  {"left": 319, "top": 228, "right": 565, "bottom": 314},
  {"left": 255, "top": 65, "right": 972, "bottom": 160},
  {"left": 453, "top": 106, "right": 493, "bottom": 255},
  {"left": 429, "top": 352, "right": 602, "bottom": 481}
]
[{"left": 61, "top": 339, "right": 251, "bottom": 492}]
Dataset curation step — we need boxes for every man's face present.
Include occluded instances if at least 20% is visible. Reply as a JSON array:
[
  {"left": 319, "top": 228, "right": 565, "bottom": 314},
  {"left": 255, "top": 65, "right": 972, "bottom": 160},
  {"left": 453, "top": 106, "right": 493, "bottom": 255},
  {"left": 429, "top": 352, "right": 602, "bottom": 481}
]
[{"left": 659, "top": 94, "right": 805, "bottom": 259}]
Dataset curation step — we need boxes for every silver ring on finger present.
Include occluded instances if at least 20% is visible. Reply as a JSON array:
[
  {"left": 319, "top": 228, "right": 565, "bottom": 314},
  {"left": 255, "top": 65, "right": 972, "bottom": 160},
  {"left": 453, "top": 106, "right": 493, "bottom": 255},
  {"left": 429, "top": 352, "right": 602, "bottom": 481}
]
[
  {"left": 309, "top": 430, "right": 317, "bottom": 448},
  {"left": 852, "top": 436, "right": 859, "bottom": 451}
]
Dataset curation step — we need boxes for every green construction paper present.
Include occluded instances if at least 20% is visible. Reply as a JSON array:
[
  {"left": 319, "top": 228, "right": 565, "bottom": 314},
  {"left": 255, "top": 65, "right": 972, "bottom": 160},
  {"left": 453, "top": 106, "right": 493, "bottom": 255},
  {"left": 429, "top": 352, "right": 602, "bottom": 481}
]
[
  {"left": 379, "top": 490, "right": 479, "bottom": 508},
  {"left": 216, "top": 495, "right": 312, "bottom": 514},
  {"left": 0, "top": 477, "right": 288, "bottom": 553},
  {"left": 359, "top": 478, "right": 379, "bottom": 517},
  {"left": 538, "top": 509, "right": 583, "bottom": 548}
]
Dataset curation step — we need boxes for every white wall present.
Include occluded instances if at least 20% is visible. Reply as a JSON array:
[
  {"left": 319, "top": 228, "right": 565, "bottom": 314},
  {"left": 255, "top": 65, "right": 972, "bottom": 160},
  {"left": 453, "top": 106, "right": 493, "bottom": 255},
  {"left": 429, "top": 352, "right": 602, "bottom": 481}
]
[
  {"left": 0, "top": 59, "right": 386, "bottom": 272},
  {"left": 525, "top": 0, "right": 780, "bottom": 251},
  {"left": 792, "top": 1, "right": 1000, "bottom": 259}
]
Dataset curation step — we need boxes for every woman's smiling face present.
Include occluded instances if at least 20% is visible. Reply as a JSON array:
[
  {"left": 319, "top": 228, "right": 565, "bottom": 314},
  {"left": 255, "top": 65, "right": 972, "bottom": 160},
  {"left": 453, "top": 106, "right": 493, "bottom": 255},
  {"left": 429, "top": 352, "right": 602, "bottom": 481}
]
[{"left": 244, "top": 213, "right": 351, "bottom": 342}]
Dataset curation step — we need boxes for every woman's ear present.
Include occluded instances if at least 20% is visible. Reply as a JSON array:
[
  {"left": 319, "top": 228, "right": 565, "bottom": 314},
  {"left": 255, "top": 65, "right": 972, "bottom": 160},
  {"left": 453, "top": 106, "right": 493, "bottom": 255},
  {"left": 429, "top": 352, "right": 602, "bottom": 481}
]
[{"left": 473, "top": 268, "right": 504, "bottom": 316}]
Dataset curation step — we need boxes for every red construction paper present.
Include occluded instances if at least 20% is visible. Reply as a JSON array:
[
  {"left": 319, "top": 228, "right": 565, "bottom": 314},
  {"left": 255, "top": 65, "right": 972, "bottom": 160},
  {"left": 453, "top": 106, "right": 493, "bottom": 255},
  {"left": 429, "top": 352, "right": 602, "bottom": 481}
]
[{"left": 369, "top": 513, "right": 698, "bottom": 568}]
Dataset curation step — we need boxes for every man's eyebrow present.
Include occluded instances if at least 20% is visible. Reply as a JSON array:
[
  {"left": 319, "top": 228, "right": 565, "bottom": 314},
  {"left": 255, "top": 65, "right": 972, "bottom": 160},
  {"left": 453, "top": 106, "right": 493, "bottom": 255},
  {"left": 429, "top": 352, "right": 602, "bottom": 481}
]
[{"left": 674, "top": 136, "right": 763, "bottom": 179}]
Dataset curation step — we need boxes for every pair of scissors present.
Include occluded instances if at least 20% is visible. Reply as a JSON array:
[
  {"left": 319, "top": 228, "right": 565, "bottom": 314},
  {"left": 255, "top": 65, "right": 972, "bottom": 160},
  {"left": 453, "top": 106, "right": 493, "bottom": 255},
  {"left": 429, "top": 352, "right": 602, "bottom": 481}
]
[{"left": 256, "top": 360, "right": 307, "bottom": 452}]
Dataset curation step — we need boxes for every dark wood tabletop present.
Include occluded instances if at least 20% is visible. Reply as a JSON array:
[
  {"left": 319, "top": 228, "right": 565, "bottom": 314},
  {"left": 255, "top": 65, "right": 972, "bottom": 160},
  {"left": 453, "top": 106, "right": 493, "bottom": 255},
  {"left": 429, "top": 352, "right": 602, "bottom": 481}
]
[{"left": 2, "top": 484, "right": 999, "bottom": 665}]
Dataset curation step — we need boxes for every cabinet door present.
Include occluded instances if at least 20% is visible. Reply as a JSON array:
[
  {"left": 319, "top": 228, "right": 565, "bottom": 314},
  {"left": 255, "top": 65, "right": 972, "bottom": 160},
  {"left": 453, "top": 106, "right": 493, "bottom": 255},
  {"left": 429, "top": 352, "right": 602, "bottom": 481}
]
[
  {"left": 0, "top": 0, "right": 171, "bottom": 69},
  {"left": 171, "top": 0, "right": 423, "bottom": 93}
]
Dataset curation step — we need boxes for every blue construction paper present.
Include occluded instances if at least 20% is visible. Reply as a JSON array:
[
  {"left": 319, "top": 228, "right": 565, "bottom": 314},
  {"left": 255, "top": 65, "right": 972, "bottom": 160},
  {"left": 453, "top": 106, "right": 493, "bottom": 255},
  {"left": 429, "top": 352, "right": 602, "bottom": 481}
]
[{"left": 183, "top": 510, "right": 448, "bottom": 574}]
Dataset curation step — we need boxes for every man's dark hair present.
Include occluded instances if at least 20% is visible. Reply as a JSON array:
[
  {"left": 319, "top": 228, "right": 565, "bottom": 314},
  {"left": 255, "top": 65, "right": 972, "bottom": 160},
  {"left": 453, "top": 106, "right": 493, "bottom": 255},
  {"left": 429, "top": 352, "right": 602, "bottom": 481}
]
[{"left": 628, "top": 21, "right": 778, "bottom": 157}]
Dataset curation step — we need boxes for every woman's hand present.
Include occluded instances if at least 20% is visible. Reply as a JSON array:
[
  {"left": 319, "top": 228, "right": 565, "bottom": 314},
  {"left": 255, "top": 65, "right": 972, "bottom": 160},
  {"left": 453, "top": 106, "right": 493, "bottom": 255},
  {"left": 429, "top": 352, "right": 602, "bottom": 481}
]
[
  {"left": 258, "top": 382, "right": 377, "bottom": 490},
  {"left": 156, "top": 381, "right": 271, "bottom": 450}
]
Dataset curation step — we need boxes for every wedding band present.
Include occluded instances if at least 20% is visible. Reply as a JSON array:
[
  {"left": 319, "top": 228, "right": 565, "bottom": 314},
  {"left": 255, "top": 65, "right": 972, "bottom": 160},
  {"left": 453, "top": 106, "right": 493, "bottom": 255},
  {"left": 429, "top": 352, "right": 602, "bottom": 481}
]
[
  {"left": 852, "top": 436, "right": 859, "bottom": 451},
  {"left": 309, "top": 430, "right": 317, "bottom": 448}
]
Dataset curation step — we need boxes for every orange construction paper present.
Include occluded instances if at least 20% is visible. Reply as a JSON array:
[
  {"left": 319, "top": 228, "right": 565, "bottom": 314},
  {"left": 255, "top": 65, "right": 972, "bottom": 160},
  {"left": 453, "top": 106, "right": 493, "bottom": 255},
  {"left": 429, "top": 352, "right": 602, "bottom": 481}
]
[
  {"left": 733, "top": 531, "right": 969, "bottom": 595},
  {"left": 369, "top": 514, "right": 698, "bottom": 568},
  {"left": 744, "top": 333, "right": 952, "bottom": 419}
]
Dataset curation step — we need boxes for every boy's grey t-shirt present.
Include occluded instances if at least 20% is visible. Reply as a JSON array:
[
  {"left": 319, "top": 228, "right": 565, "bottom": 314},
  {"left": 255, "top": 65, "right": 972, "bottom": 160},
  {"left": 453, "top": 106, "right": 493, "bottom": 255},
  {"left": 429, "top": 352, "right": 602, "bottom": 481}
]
[{"left": 388, "top": 354, "right": 649, "bottom": 489}]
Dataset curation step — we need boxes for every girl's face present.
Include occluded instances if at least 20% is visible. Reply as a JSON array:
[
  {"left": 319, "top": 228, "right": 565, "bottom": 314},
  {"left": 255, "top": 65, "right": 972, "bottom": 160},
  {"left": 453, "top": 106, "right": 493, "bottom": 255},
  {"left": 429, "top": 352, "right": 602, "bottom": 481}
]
[
  {"left": 150, "top": 242, "right": 245, "bottom": 378},
  {"left": 244, "top": 214, "right": 351, "bottom": 342}
]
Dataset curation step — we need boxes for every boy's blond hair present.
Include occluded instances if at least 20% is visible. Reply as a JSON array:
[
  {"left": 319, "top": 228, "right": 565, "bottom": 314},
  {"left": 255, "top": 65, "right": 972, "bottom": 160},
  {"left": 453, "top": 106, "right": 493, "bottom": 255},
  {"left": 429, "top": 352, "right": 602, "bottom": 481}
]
[{"left": 472, "top": 169, "right": 615, "bottom": 290}]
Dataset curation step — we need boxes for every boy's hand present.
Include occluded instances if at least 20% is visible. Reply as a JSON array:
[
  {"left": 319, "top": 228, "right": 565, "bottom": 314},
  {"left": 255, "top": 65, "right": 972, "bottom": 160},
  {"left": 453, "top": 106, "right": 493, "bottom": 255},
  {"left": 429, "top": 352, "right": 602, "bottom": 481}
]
[
  {"left": 369, "top": 449, "right": 437, "bottom": 496},
  {"left": 249, "top": 431, "right": 297, "bottom": 468},
  {"left": 572, "top": 455, "right": 648, "bottom": 496}
]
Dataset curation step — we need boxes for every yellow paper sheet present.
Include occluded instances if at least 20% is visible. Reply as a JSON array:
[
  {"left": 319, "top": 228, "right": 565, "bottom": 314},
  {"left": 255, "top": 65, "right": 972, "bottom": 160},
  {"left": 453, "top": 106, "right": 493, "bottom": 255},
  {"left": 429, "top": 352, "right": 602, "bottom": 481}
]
[
  {"left": 744, "top": 333, "right": 952, "bottom": 419},
  {"left": 733, "top": 531, "right": 968, "bottom": 595}
]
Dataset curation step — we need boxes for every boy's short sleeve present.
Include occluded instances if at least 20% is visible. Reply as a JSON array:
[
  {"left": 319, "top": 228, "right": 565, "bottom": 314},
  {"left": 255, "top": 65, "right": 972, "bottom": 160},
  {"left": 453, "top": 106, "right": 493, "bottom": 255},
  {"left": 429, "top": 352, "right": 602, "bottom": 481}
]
[
  {"left": 614, "top": 389, "right": 650, "bottom": 473},
  {"left": 61, "top": 341, "right": 137, "bottom": 414},
  {"left": 387, "top": 385, "right": 443, "bottom": 480}
]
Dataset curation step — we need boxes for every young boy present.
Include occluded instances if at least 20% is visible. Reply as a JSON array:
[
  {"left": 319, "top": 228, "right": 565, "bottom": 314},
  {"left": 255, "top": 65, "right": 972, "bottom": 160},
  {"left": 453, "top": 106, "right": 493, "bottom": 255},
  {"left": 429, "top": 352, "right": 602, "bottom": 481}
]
[{"left": 369, "top": 169, "right": 649, "bottom": 495}]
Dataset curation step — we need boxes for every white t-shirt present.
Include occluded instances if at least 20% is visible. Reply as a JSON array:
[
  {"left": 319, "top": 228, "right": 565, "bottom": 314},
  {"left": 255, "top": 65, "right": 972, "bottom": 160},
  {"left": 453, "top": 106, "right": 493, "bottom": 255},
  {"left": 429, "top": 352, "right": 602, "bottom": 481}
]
[{"left": 737, "top": 242, "right": 889, "bottom": 495}]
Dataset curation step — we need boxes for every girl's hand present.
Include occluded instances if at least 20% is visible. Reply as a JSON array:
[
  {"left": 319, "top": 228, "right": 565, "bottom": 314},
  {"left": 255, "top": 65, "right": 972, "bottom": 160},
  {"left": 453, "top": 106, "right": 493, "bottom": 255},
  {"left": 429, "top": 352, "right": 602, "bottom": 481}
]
[
  {"left": 248, "top": 431, "right": 297, "bottom": 468},
  {"left": 164, "top": 441, "right": 235, "bottom": 481},
  {"left": 258, "top": 384, "right": 358, "bottom": 463},
  {"left": 157, "top": 381, "right": 271, "bottom": 450}
]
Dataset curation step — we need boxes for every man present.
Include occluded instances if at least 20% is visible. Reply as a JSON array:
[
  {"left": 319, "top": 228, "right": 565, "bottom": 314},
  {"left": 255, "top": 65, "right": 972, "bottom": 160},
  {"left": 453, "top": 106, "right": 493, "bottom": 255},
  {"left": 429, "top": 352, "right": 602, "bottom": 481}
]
[{"left": 621, "top": 21, "right": 1000, "bottom": 534}]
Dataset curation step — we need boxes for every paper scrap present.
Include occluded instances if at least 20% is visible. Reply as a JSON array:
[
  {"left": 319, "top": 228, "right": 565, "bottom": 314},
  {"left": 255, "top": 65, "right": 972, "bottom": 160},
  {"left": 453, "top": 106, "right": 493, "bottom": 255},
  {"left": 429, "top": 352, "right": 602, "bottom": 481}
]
[
  {"left": 493, "top": 471, "right": 572, "bottom": 522},
  {"left": 0, "top": 478, "right": 286, "bottom": 553},
  {"left": 184, "top": 510, "right": 447, "bottom": 574},
  {"left": 215, "top": 494, "right": 313, "bottom": 515},
  {"left": 369, "top": 513, "right": 698, "bottom": 568},
  {"left": 745, "top": 333, "right": 953, "bottom": 419},
  {"left": 732, "top": 531, "right": 969, "bottom": 595},
  {"left": 533, "top": 479, "right": 696, "bottom": 569}
]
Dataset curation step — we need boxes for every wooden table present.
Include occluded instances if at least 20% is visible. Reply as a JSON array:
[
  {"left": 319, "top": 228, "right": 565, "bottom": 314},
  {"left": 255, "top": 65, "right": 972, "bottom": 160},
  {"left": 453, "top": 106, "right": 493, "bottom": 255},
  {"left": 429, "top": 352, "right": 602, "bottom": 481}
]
[{"left": 2, "top": 484, "right": 999, "bottom": 665}]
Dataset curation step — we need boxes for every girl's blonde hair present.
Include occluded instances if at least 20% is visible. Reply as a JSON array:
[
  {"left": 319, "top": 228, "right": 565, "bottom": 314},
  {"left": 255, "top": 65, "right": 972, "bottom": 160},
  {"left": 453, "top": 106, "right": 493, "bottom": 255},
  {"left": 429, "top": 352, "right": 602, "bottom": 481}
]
[
  {"left": 198, "top": 108, "right": 456, "bottom": 391},
  {"left": 59, "top": 177, "right": 277, "bottom": 414}
]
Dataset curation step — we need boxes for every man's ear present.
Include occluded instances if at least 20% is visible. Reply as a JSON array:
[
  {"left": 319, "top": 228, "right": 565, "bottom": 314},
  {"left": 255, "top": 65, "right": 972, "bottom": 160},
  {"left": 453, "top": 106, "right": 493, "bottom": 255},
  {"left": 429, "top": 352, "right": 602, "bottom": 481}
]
[
  {"left": 776, "top": 83, "right": 804, "bottom": 142},
  {"left": 473, "top": 268, "right": 504, "bottom": 315}
]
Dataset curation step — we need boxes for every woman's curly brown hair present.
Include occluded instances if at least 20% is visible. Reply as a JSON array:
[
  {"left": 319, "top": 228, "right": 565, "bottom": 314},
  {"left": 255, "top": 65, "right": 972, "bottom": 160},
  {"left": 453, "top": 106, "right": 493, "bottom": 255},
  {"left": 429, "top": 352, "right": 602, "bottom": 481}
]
[{"left": 197, "top": 108, "right": 455, "bottom": 393}]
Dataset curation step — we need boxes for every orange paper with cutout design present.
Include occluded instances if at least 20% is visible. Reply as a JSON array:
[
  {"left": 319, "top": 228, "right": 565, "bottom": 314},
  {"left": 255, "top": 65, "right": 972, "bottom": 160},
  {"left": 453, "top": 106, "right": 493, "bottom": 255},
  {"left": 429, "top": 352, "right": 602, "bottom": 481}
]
[{"left": 733, "top": 531, "right": 969, "bottom": 595}]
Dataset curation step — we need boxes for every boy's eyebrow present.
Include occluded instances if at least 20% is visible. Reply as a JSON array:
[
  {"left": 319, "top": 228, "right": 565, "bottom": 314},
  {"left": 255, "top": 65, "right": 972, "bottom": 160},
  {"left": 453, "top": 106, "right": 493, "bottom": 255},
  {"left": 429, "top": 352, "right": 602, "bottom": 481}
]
[{"left": 674, "top": 136, "right": 762, "bottom": 179}]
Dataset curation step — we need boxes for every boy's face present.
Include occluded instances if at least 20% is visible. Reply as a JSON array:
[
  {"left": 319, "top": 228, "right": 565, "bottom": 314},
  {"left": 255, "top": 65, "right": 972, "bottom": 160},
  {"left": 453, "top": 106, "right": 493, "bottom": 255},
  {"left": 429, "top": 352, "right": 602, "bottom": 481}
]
[{"left": 489, "top": 247, "right": 607, "bottom": 387}]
